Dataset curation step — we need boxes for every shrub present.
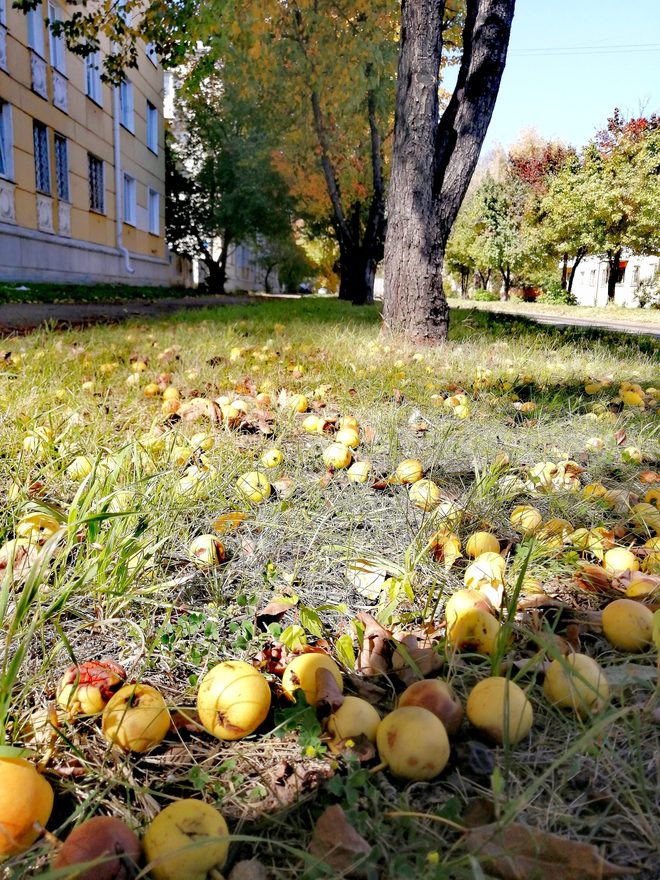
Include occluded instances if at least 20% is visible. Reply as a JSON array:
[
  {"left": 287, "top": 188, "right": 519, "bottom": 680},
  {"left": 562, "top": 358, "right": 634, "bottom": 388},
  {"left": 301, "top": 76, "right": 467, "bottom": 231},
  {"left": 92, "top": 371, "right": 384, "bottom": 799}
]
[
  {"left": 538, "top": 279, "right": 577, "bottom": 305},
  {"left": 636, "top": 275, "right": 660, "bottom": 309},
  {"left": 473, "top": 289, "right": 500, "bottom": 302}
]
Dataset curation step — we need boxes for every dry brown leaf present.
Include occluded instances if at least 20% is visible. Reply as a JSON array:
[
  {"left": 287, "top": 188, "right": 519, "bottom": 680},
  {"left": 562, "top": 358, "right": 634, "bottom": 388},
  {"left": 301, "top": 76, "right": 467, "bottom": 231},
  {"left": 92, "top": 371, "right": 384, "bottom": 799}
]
[
  {"left": 614, "top": 428, "right": 627, "bottom": 446},
  {"left": 464, "top": 822, "right": 637, "bottom": 880},
  {"left": 309, "top": 805, "right": 371, "bottom": 876},
  {"left": 640, "top": 470, "right": 659, "bottom": 483},
  {"left": 213, "top": 511, "right": 247, "bottom": 534},
  {"left": 315, "top": 667, "right": 345, "bottom": 717},
  {"left": 355, "top": 613, "right": 391, "bottom": 676}
]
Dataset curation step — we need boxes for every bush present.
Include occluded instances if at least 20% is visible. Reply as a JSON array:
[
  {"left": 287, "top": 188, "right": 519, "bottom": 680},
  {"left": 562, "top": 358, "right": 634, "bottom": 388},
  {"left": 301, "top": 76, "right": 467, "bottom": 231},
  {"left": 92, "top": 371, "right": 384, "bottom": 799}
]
[
  {"left": 473, "top": 289, "right": 500, "bottom": 302},
  {"left": 636, "top": 275, "right": 660, "bottom": 309},
  {"left": 538, "top": 279, "right": 577, "bottom": 305}
]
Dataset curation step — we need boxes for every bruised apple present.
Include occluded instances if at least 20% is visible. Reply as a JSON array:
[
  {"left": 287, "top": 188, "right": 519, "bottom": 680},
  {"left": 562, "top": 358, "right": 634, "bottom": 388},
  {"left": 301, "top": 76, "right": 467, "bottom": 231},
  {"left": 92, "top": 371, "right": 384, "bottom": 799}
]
[
  {"left": 189, "top": 535, "right": 226, "bottom": 567},
  {"left": 408, "top": 479, "right": 442, "bottom": 511},
  {"left": 102, "top": 684, "right": 170, "bottom": 752},
  {"left": 398, "top": 679, "right": 463, "bottom": 735},
  {"left": 53, "top": 816, "right": 141, "bottom": 880},
  {"left": 0, "top": 757, "right": 54, "bottom": 857},
  {"left": 143, "top": 800, "right": 229, "bottom": 880},
  {"left": 394, "top": 459, "right": 423, "bottom": 484},
  {"left": 57, "top": 659, "right": 126, "bottom": 717},
  {"left": 447, "top": 607, "right": 500, "bottom": 655},
  {"left": 282, "top": 654, "right": 343, "bottom": 705},
  {"left": 445, "top": 589, "right": 495, "bottom": 630},
  {"left": 197, "top": 661, "right": 271, "bottom": 741},
  {"left": 466, "top": 677, "right": 533, "bottom": 745},
  {"left": 376, "top": 707, "right": 450, "bottom": 780}
]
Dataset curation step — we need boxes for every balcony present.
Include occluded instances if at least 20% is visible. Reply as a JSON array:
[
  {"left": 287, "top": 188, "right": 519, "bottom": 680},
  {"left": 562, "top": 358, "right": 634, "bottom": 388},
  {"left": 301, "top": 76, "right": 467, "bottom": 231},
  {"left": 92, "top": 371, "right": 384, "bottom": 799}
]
[{"left": 30, "top": 50, "right": 48, "bottom": 100}]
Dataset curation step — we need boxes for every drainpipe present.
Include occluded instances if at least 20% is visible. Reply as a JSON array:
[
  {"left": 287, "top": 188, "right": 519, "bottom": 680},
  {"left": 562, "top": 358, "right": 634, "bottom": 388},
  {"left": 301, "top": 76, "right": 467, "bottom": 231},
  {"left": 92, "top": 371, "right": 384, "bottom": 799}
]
[{"left": 112, "top": 86, "right": 135, "bottom": 275}]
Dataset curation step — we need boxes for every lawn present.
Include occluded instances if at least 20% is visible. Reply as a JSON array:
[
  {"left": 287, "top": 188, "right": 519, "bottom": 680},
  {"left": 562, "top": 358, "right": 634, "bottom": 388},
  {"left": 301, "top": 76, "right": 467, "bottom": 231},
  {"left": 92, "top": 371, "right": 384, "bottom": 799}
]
[
  {"left": 447, "top": 296, "right": 660, "bottom": 328},
  {"left": 1, "top": 299, "right": 658, "bottom": 879},
  {"left": 0, "top": 282, "right": 199, "bottom": 305}
]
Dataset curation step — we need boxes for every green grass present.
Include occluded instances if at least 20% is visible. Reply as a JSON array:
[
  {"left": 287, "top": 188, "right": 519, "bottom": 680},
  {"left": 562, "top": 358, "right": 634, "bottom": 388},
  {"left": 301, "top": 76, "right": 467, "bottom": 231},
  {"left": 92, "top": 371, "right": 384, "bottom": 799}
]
[
  {"left": 0, "top": 299, "right": 658, "bottom": 878},
  {"left": 0, "top": 282, "right": 203, "bottom": 305},
  {"left": 447, "top": 295, "right": 660, "bottom": 327}
]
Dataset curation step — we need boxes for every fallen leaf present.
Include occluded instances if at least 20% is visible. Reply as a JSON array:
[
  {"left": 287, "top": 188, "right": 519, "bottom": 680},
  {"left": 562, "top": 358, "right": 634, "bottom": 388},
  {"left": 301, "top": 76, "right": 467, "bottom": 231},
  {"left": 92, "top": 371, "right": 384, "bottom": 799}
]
[
  {"left": 256, "top": 597, "right": 298, "bottom": 629},
  {"left": 614, "top": 428, "right": 627, "bottom": 446},
  {"left": 347, "top": 558, "right": 389, "bottom": 600},
  {"left": 640, "top": 470, "right": 659, "bottom": 483},
  {"left": 315, "top": 667, "right": 345, "bottom": 717},
  {"left": 309, "top": 805, "right": 371, "bottom": 876},
  {"left": 464, "top": 822, "right": 637, "bottom": 879},
  {"left": 213, "top": 512, "right": 247, "bottom": 534},
  {"left": 355, "top": 613, "right": 391, "bottom": 676}
]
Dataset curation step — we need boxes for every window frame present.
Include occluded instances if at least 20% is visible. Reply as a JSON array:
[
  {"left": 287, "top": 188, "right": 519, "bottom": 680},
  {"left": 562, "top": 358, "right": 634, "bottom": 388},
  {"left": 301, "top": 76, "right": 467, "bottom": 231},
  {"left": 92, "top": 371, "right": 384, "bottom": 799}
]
[
  {"left": 85, "top": 51, "right": 102, "bottom": 106},
  {"left": 27, "top": 2, "right": 45, "bottom": 58},
  {"left": 147, "top": 187, "right": 159, "bottom": 236},
  {"left": 0, "top": 100, "right": 13, "bottom": 180},
  {"left": 119, "top": 79, "right": 134, "bottom": 133},
  {"left": 145, "top": 42, "right": 157, "bottom": 65},
  {"left": 54, "top": 132, "right": 69, "bottom": 202},
  {"left": 123, "top": 172, "right": 136, "bottom": 225},
  {"left": 146, "top": 100, "right": 158, "bottom": 154},
  {"left": 47, "top": 0, "right": 66, "bottom": 73},
  {"left": 88, "top": 152, "right": 105, "bottom": 214},
  {"left": 33, "top": 120, "right": 51, "bottom": 195}
]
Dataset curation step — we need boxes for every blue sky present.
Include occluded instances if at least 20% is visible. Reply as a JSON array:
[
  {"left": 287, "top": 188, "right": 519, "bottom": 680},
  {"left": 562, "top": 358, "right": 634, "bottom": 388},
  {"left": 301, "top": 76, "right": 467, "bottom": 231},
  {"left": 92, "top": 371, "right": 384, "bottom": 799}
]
[{"left": 454, "top": 0, "right": 660, "bottom": 152}]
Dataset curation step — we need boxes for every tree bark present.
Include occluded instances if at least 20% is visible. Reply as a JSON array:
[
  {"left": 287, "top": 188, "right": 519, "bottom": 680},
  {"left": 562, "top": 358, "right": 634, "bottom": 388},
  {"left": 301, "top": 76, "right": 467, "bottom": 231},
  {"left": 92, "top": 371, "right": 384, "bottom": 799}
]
[
  {"left": 338, "top": 241, "right": 376, "bottom": 305},
  {"left": 499, "top": 266, "right": 511, "bottom": 300},
  {"left": 567, "top": 247, "right": 586, "bottom": 293},
  {"left": 383, "top": 0, "right": 515, "bottom": 343},
  {"left": 461, "top": 267, "right": 470, "bottom": 298},
  {"left": 561, "top": 253, "right": 568, "bottom": 289},
  {"left": 606, "top": 247, "right": 622, "bottom": 303}
]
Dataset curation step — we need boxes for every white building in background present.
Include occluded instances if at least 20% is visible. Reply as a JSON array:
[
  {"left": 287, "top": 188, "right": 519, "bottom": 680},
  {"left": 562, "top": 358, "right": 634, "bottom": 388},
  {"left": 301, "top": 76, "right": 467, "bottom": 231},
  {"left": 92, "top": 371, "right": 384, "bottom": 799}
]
[{"left": 571, "top": 252, "right": 659, "bottom": 308}]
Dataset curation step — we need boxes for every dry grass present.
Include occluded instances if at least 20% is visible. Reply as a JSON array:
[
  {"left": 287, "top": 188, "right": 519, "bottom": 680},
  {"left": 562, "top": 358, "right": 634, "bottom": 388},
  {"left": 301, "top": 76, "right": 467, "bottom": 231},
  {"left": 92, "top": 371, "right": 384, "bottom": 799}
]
[{"left": 0, "top": 299, "right": 658, "bottom": 879}]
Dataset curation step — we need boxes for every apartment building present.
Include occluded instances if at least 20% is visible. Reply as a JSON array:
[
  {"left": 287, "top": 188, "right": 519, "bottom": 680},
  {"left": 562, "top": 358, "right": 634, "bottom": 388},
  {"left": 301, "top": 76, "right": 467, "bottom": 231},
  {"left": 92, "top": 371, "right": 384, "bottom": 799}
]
[{"left": 0, "top": 0, "right": 188, "bottom": 285}]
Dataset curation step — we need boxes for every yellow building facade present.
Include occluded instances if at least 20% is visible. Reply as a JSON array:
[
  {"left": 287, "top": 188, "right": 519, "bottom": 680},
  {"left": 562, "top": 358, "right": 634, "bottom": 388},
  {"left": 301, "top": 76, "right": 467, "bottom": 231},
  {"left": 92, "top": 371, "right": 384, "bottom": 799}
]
[{"left": 0, "top": 0, "right": 187, "bottom": 285}]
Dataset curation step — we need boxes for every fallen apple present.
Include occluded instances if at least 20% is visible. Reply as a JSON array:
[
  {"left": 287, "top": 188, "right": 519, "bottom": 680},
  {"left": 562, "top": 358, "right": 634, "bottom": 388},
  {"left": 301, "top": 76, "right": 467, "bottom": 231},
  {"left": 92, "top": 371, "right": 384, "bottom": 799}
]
[
  {"left": 603, "top": 548, "right": 639, "bottom": 574},
  {"left": 143, "top": 799, "right": 229, "bottom": 880},
  {"left": 57, "top": 659, "right": 126, "bottom": 717},
  {"left": 466, "top": 677, "right": 533, "bottom": 745},
  {"left": 543, "top": 653, "right": 609, "bottom": 717},
  {"left": 347, "top": 461, "right": 371, "bottom": 483},
  {"left": 282, "top": 653, "right": 343, "bottom": 705},
  {"left": 189, "top": 535, "right": 226, "bottom": 567},
  {"left": 376, "top": 706, "right": 450, "bottom": 780},
  {"left": 510, "top": 505, "right": 542, "bottom": 534},
  {"left": 394, "top": 459, "right": 423, "bottom": 484},
  {"left": 447, "top": 607, "right": 500, "bottom": 655},
  {"left": 323, "top": 442, "right": 352, "bottom": 470},
  {"left": 197, "top": 661, "right": 271, "bottom": 740},
  {"left": 335, "top": 427, "right": 360, "bottom": 449},
  {"left": 409, "top": 478, "right": 442, "bottom": 511},
  {"left": 260, "top": 448, "right": 283, "bottom": 468},
  {"left": 601, "top": 598, "right": 653, "bottom": 652},
  {"left": 398, "top": 679, "right": 463, "bottom": 735},
  {"left": 465, "top": 531, "right": 500, "bottom": 558},
  {"left": 236, "top": 471, "right": 272, "bottom": 503},
  {"left": 102, "top": 683, "right": 170, "bottom": 753},
  {"left": 0, "top": 757, "right": 54, "bottom": 857},
  {"left": 52, "top": 815, "right": 141, "bottom": 880},
  {"left": 326, "top": 696, "right": 381, "bottom": 749}
]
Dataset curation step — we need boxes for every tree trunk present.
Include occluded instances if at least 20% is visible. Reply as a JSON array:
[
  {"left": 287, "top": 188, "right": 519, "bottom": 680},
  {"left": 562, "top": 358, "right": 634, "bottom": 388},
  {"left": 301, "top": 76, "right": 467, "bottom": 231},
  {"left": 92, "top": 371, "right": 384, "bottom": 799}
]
[
  {"left": 202, "top": 240, "right": 228, "bottom": 294},
  {"left": 461, "top": 267, "right": 470, "bottom": 298},
  {"left": 263, "top": 262, "right": 276, "bottom": 294},
  {"left": 383, "top": 0, "right": 515, "bottom": 343},
  {"left": 606, "top": 248, "right": 622, "bottom": 303},
  {"left": 567, "top": 247, "right": 586, "bottom": 293},
  {"left": 338, "top": 242, "right": 376, "bottom": 305},
  {"left": 561, "top": 253, "right": 568, "bottom": 289},
  {"left": 499, "top": 266, "right": 511, "bottom": 300}
]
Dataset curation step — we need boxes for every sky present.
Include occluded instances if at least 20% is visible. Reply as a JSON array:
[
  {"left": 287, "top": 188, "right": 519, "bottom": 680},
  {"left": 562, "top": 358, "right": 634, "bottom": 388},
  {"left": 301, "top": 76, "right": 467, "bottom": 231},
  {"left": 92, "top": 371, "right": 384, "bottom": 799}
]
[{"left": 453, "top": 0, "right": 660, "bottom": 153}]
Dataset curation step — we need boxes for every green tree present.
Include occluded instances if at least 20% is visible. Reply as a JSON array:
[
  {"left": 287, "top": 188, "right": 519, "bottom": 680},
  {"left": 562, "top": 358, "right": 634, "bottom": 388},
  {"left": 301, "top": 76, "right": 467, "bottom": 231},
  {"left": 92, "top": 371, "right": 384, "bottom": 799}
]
[{"left": 166, "top": 88, "right": 297, "bottom": 293}]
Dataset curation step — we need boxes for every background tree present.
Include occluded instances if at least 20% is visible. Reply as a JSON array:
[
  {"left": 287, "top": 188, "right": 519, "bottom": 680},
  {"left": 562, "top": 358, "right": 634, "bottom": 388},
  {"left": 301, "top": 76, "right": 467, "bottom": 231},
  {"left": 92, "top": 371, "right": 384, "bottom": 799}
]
[
  {"left": 383, "top": 0, "right": 516, "bottom": 343},
  {"left": 166, "top": 87, "right": 301, "bottom": 293}
]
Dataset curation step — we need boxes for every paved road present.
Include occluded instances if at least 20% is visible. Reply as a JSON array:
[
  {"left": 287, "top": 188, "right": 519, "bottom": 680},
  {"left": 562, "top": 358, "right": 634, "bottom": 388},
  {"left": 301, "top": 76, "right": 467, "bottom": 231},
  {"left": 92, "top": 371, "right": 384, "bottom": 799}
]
[{"left": 0, "top": 293, "right": 255, "bottom": 333}]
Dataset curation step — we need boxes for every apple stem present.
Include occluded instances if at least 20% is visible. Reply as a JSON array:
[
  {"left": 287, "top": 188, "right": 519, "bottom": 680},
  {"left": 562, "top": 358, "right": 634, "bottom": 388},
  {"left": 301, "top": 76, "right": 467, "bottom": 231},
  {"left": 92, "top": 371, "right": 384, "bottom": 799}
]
[
  {"left": 386, "top": 810, "right": 466, "bottom": 832},
  {"left": 369, "top": 761, "right": 387, "bottom": 774}
]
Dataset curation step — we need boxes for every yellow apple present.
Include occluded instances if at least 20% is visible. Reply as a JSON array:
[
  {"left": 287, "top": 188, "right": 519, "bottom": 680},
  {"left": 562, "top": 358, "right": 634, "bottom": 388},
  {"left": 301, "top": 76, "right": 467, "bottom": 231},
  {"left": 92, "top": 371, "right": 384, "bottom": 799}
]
[{"left": 197, "top": 661, "right": 271, "bottom": 740}]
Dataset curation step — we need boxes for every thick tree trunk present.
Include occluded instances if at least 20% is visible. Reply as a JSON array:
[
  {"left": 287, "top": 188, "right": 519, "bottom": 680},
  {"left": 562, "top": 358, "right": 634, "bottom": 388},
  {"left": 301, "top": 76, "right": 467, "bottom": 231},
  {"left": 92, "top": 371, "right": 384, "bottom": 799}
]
[
  {"left": 383, "top": 0, "right": 515, "bottom": 343},
  {"left": 606, "top": 248, "right": 622, "bottom": 303},
  {"left": 499, "top": 266, "right": 511, "bottom": 300},
  {"left": 338, "top": 242, "right": 376, "bottom": 305},
  {"left": 461, "top": 267, "right": 470, "bottom": 298},
  {"left": 202, "top": 240, "right": 228, "bottom": 294}
]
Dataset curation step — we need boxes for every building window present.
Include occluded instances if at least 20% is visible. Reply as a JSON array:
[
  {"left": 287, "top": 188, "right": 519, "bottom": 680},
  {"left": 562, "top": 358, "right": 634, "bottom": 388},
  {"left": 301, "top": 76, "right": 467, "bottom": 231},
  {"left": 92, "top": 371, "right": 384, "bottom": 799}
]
[
  {"left": 47, "top": 1, "right": 65, "bottom": 72},
  {"left": 0, "top": 101, "right": 12, "bottom": 179},
  {"left": 85, "top": 51, "right": 102, "bottom": 105},
  {"left": 33, "top": 121, "right": 50, "bottom": 194},
  {"left": 631, "top": 265, "right": 640, "bottom": 287},
  {"left": 88, "top": 153, "right": 104, "bottom": 213},
  {"left": 148, "top": 187, "right": 159, "bottom": 235},
  {"left": 54, "top": 133, "right": 69, "bottom": 201},
  {"left": 0, "top": 0, "right": 6, "bottom": 26},
  {"left": 119, "top": 80, "right": 134, "bottom": 132},
  {"left": 27, "top": 3, "right": 45, "bottom": 57},
  {"left": 146, "top": 101, "right": 158, "bottom": 153},
  {"left": 123, "top": 173, "right": 136, "bottom": 225},
  {"left": 145, "top": 42, "right": 157, "bottom": 65},
  {"left": 589, "top": 269, "right": 596, "bottom": 287}
]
